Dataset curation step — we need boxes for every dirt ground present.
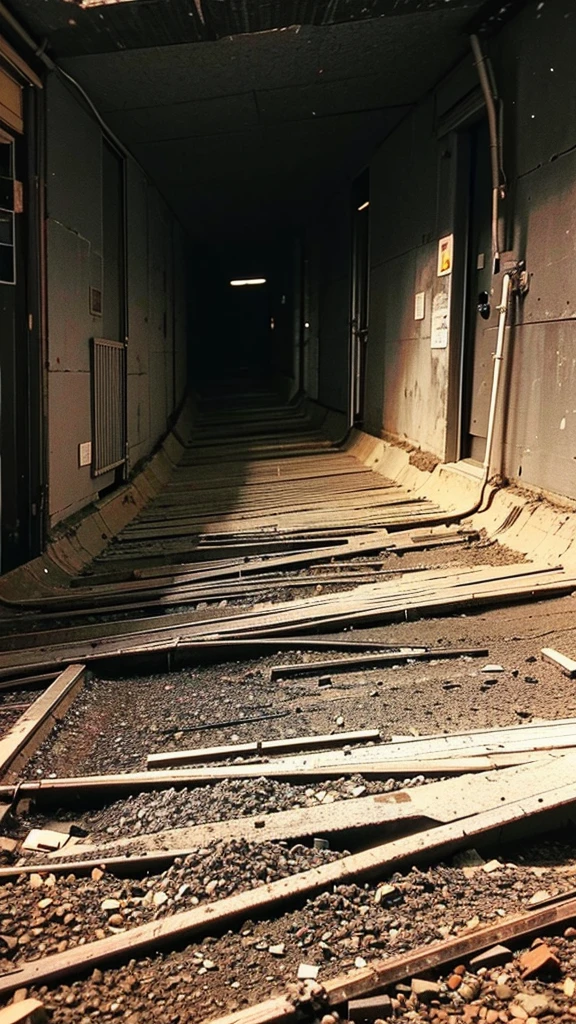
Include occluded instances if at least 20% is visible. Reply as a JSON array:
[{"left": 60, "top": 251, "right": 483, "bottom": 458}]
[{"left": 2, "top": 535, "right": 576, "bottom": 1023}]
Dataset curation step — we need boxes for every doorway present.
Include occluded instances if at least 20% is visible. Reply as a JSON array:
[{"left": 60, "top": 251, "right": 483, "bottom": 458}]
[
  {"left": 0, "top": 72, "right": 43, "bottom": 574},
  {"left": 460, "top": 117, "right": 498, "bottom": 462},
  {"left": 350, "top": 170, "right": 370, "bottom": 426}
]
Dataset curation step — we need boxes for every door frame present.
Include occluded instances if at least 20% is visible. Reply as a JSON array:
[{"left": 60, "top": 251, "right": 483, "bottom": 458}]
[
  {"left": 440, "top": 91, "right": 487, "bottom": 465},
  {"left": 0, "top": 56, "right": 46, "bottom": 573}
]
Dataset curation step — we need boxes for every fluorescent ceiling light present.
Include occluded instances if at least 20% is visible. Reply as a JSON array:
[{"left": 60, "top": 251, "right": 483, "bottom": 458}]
[
  {"left": 230, "top": 278, "right": 266, "bottom": 286},
  {"left": 357, "top": 201, "right": 370, "bottom": 212}
]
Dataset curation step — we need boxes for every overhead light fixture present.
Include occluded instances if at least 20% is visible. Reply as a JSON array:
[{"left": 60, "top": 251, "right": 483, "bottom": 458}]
[
  {"left": 357, "top": 201, "right": 370, "bottom": 212},
  {"left": 229, "top": 278, "right": 267, "bottom": 287}
]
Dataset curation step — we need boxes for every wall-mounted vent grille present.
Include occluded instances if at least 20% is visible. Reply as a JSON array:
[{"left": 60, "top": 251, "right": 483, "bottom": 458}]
[{"left": 91, "top": 337, "right": 126, "bottom": 477}]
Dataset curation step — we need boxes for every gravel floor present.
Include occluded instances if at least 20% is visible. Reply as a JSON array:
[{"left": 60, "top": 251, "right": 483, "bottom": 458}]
[
  {"left": 3, "top": 837, "right": 576, "bottom": 1022},
  {"left": 3, "top": 536, "right": 576, "bottom": 1023}
]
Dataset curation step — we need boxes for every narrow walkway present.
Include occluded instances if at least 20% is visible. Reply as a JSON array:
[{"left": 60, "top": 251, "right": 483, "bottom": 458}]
[{"left": 0, "top": 386, "right": 573, "bottom": 679}]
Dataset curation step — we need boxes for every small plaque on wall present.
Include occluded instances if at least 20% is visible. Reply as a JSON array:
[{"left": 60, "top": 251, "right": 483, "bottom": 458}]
[
  {"left": 431, "top": 287, "right": 450, "bottom": 349},
  {"left": 90, "top": 286, "right": 102, "bottom": 316}
]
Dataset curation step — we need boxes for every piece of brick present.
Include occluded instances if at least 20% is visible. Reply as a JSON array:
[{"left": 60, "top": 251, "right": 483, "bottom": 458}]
[
  {"left": 519, "top": 943, "right": 560, "bottom": 979},
  {"left": 348, "top": 995, "right": 393, "bottom": 1022}
]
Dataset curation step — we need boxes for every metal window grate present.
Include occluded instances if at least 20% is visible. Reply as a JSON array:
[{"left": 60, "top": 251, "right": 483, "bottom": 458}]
[{"left": 91, "top": 337, "right": 127, "bottom": 477}]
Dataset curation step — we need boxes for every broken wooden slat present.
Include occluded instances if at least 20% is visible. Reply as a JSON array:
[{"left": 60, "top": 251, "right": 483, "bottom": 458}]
[
  {"left": 0, "top": 999, "right": 46, "bottom": 1024},
  {"left": 0, "top": 755, "right": 542, "bottom": 808},
  {"left": 270, "top": 647, "right": 488, "bottom": 680},
  {"left": 541, "top": 647, "right": 576, "bottom": 678},
  {"left": 146, "top": 728, "right": 381, "bottom": 769},
  {"left": 201, "top": 896, "right": 576, "bottom": 1024},
  {"left": 41, "top": 756, "right": 567, "bottom": 863},
  {"left": 0, "top": 565, "right": 573, "bottom": 677},
  {"left": 0, "top": 664, "right": 86, "bottom": 783},
  {"left": 2, "top": 765, "right": 576, "bottom": 997}
]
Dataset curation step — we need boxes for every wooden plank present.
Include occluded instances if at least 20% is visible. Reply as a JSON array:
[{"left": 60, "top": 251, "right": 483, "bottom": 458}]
[
  {"left": 0, "top": 563, "right": 565, "bottom": 669},
  {"left": 541, "top": 647, "right": 576, "bottom": 678},
  {"left": 0, "top": 756, "right": 539, "bottom": 807},
  {"left": 0, "top": 664, "right": 86, "bottom": 783},
  {"left": 0, "top": 1000, "right": 46, "bottom": 1024},
  {"left": 270, "top": 647, "right": 488, "bottom": 679},
  {"left": 43, "top": 757, "right": 565, "bottom": 862},
  {"left": 147, "top": 728, "right": 382, "bottom": 769},
  {"left": 2, "top": 764, "right": 576, "bottom": 998},
  {"left": 202, "top": 898, "right": 576, "bottom": 1024}
]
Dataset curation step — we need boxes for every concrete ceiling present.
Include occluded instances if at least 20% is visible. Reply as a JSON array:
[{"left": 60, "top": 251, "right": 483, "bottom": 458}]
[{"left": 9, "top": 0, "right": 496, "bottom": 241}]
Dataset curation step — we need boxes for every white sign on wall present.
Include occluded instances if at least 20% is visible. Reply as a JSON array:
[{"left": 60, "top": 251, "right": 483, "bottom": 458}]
[{"left": 431, "top": 284, "right": 451, "bottom": 350}]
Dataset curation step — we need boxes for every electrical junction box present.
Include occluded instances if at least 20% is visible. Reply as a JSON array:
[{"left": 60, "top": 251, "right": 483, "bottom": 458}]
[{"left": 78, "top": 441, "right": 92, "bottom": 467}]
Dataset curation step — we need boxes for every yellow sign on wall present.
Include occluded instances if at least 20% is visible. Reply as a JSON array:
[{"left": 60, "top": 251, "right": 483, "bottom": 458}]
[{"left": 437, "top": 234, "right": 453, "bottom": 277}]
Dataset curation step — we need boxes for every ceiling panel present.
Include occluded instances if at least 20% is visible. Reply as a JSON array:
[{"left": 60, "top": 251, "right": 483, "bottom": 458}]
[
  {"left": 6, "top": 0, "right": 493, "bottom": 241},
  {"left": 105, "top": 93, "right": 261, "bottom": 144},
  {"left": 58, "top": 14, "right": 470, "bottom": 112},
  {"left": 10, "top": 0, "right": 480, "bottom": 57}
]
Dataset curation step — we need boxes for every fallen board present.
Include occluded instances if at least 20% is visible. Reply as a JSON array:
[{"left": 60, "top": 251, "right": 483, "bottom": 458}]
[
  {"left": 0, "top": 664, "right": 85, "bottom": 783},
  {"left": 541, "top": 647, "right": 576, "bottom": 678},
  {"left": 201, "top": 897, "right": 576, "bottom": 1024},
  {"left": 2, "top": 760, "right": 576, "bottom": 997},
  {"left": 147, "top": 728, "right": 382, "bottom": 769},
  {"left": 41, "top": 757, "right": 567, "bottom": 861},
  {"left": 1, "top": 563, "right": 573, "bottom": 675},
  {"left": 0, "top": 754, "right": 548, "bottom": 808},
  {"left": 270, "top": 647, "right": 488, "bottom": 679}
]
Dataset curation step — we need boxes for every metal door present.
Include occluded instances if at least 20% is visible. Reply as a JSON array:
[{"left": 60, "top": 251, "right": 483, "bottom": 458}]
[
  {"left": 350, "top": 171, "right": 370, "bottom": 426},
  {"left": 462, "top": 118, "right": 499, "bottom": 461},
  {"left": 0, "top": 95, "right": 43, "bottom": 574}
]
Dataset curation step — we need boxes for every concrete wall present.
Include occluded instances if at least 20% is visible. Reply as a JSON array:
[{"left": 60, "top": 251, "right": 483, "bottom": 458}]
[
  {"left": 365, "top": 96, "right": 451, "bottom": 457},
  {"left": 309, "top": 0, "right": 576, "bottom": 500},
  {"left": 46, "top": 75, "right": 188, "bottom": 526}
]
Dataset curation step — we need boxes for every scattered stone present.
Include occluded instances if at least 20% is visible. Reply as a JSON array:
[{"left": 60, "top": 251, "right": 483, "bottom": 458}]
[
  {"left": 514, "top": 993, "right": 550, "bottom": 1017},
  {"left": 268, "top": 944, "right": 285, "bottom": 957},
  {"left": 298, "top": 964, "right": 320, "bottom": 980},
  {"left": 152, "top": 891, "right": 168, "bottom": 906},
  {"left": 411, "top": 979, "right": 440, "bottom": 1000},
  {"left": 91, "top": 867, "right": 105, "bottom": 882},
  {"left": 100, "top": 898, "right": 121, "bottom": 912},
  {"left": 28, "top": 874, "right": 44, "bottom": 890},
  {"left": 566, "top": 979, "right": 576, "bottom": 998},
  {"left": 482, "top": 859, "right": 502, "bottom": 874},
  {"left": 355, "top": 957, "right": 367, "bottom": 969},
  {"left": 374, "top": 884, "right": 398, "bottom": 905},
  {"left": 528, "top": 890, "right": 551, "bottom": 905},
  {"left": 470, "top": 945, "right": 512, "bottom": 970}
]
